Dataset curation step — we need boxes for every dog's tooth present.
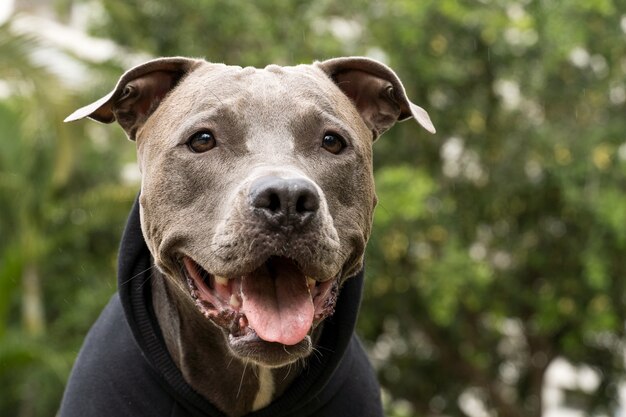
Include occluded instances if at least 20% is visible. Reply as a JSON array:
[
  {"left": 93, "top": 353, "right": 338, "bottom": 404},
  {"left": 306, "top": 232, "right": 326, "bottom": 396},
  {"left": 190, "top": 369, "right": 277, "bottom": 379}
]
[
  {"left": 215, "top": 275, "right": 229, "bottom": 286},
  {"left": 229, "top": 294, "right": 241, "bottom": 308},
  {"left": 307, "top": 276, "right": 316, "bottom": 288}
]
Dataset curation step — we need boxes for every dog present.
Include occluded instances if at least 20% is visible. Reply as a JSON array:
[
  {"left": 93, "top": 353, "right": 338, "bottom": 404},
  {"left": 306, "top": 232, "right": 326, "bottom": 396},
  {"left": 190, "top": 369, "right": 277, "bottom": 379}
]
[{"left": 60, "top": 56, "right": 434, "bottom": 417}]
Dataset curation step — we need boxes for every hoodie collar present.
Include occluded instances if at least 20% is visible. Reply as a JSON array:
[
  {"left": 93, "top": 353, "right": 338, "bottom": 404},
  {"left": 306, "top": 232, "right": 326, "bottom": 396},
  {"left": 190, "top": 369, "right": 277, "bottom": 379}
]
[{"left": 117, "top": 196, "right": 365, "bottom": 416}]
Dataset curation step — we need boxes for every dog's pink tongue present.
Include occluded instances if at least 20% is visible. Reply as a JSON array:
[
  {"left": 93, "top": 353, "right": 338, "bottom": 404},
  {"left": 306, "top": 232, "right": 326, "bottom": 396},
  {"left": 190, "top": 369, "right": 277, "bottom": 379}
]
[{"left": 241, "top": 260, "right": 314, "bottom": 346}]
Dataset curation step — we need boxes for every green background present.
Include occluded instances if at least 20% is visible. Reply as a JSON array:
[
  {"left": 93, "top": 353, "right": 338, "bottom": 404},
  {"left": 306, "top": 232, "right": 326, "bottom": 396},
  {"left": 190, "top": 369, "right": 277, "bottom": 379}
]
[{"left": 1, "top": 1, "right": 626, "bottom": 416}]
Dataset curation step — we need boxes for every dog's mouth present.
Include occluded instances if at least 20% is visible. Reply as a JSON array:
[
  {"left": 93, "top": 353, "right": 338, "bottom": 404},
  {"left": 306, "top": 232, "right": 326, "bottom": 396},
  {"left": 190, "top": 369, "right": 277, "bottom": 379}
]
[{"left": 181, "top": 255, "right": 338, "bottom": 347}]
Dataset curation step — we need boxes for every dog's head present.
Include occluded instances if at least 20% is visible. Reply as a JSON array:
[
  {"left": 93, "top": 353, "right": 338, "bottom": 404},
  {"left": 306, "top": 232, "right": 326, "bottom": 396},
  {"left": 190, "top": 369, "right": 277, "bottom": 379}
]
[{"left": 67, "top": 57, "right": 434, "bottom": 367}]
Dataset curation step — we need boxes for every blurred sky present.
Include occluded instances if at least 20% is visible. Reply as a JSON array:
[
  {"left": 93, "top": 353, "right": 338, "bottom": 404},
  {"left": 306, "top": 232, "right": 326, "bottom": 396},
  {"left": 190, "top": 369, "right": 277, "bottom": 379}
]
[{"left": 0, "top": 0, "right": 14, "bottom": 23}]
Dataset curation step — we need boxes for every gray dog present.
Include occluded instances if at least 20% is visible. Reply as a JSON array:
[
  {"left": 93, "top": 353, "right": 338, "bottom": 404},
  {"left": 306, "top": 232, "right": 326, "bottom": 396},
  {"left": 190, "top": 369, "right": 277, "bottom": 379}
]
[{"left": 60, "top": 56, "right": 434, "bottom": 417}]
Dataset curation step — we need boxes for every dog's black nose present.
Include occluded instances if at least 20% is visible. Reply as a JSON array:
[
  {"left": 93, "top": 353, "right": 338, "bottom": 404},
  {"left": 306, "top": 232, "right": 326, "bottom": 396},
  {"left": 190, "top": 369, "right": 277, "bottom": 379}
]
[{"left": 249, "top": 176, "right": 320, "bottom": 226}]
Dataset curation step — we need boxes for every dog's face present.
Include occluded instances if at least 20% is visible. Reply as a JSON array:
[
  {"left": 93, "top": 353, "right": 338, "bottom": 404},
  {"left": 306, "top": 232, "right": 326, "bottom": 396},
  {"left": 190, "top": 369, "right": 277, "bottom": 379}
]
[
  {"left": 140, "top": 63, "right": 377, "bottom": 365},
  {"left": 66, "top": 57, "right": 434, "bottom": 367}
]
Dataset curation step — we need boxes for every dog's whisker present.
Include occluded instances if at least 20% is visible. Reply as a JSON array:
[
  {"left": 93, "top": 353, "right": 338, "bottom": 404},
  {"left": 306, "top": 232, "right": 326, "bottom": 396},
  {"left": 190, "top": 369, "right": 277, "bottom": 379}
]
[
  {"left": 283, "top": 363, "right": 292, "bottom": 381},
  {"left": 119, "top": 265, "right": 157, "bottom": 286},
  {"left": 137, "top": 271, "right": 155, "bottom": 290},
  {"left": 236, "top": 359, "right": 249, "bottom": 399},
  {"left": 314, "top": 345, "right": 335, "bottom": 353},
  {"left": 311, "top": 346, "right": 326, "bottom": 363}
]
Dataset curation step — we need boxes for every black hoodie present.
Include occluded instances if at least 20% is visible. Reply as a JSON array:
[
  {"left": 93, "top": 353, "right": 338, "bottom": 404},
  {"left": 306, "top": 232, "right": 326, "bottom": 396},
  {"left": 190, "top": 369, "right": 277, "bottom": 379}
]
[{"left": 59, "top": 199, "right": 383, "bottom": 417}]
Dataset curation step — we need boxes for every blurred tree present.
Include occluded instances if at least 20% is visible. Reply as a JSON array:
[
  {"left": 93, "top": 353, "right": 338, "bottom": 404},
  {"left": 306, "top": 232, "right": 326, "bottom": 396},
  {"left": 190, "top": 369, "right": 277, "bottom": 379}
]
[
  {"left": 90, "top": 0, "right": 373, "bottom": 64},
  {"left": 0, "top": 21, "right": 137, "bottom": 417},
  {"left": 361, "top": 2, "right": 626, "bottom": 416},
  {"left": 3, "top": 0, "right": 625, "bottom": 416}
]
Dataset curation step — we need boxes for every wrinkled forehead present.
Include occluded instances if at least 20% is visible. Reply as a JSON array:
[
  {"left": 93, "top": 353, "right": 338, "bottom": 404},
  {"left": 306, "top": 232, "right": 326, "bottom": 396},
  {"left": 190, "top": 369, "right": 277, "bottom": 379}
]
[{"left": 173, "top": 63, "right": 358, "bottom": 127}]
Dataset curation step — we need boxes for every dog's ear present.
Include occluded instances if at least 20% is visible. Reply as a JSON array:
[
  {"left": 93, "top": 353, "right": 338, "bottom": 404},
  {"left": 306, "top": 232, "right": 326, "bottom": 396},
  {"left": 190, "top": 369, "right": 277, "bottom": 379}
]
[
  {"left": 65, "top": 57, "right": 202, "bottom": 140},
  {"left": 317, "top": 57, "right": 435, "bottom": 139}
]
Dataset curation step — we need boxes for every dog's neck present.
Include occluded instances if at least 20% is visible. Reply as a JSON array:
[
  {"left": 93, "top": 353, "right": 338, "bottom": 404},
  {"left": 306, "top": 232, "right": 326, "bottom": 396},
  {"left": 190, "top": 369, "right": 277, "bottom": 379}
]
[{"left": 151, "top": 272, "right": 300, "bottom": 417}]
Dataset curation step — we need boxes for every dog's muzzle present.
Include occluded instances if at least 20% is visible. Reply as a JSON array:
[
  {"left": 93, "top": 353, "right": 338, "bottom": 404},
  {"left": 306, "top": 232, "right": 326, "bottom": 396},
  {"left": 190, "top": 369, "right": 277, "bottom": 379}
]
[{"left": 249, "top": 176, "right": 320, "bottom": 229}]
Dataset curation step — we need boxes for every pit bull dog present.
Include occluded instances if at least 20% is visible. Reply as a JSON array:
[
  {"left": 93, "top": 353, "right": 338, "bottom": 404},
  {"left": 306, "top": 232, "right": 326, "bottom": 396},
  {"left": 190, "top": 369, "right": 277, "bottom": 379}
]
[{"left": 60, "top": 56, "right": 435, "bottom": 417}]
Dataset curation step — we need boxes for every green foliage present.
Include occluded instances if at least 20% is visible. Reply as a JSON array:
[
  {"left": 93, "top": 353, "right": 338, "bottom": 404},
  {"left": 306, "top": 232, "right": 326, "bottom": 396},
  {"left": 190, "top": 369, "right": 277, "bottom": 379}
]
[
  {"left": 90, "top": 0, "right": 372, "bottom": 65},
  {"left": 2, "top": 1, "right": 626, "bottom": 416},
  {"left": 360, "top": 1, "right": 626, "bottom": 415},
  {"left": 0, "top": 21, "right": 136, "bottom": 416},
  {"left": 374, "top": 165, "right": 434, "bottom": 225}
]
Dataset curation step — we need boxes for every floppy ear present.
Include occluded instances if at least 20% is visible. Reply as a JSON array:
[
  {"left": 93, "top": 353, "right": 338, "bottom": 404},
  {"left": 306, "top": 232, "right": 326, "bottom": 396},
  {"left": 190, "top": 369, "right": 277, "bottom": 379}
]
[
  {"left": 317, "top": 56, "right": 435, "bottom": 139},
  {"left": 65, "top": 57, "right": 202, "bottom": 140}
]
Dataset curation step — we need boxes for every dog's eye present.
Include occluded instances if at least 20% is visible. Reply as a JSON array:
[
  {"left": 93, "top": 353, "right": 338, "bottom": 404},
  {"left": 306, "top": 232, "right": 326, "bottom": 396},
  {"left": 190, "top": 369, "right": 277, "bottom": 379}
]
[
  {"left": 321, "top": 133, "right": 346, "bottom": 154},
  {"left": 187, "top": 131, "right": 216, "bottom": 153}
]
